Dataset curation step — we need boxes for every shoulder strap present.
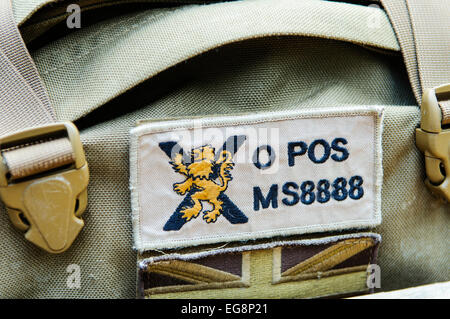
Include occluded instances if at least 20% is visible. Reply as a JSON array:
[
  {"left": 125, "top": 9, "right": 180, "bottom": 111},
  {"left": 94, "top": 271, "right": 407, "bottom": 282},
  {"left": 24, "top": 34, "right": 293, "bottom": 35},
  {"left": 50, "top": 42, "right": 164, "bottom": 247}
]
[
  {"left": 381, "top": 0, "right": 450, "bottom": 124},
  {"left": 0, "top": 0, "right": 56, "bottom": 136}
]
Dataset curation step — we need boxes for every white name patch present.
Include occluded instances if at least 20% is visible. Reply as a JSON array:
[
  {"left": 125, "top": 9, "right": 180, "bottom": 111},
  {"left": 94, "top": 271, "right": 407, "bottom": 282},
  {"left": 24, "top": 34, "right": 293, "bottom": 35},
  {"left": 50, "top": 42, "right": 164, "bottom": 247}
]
[{"left": 130, "top": 107, "right": 384, "bottom": 251}]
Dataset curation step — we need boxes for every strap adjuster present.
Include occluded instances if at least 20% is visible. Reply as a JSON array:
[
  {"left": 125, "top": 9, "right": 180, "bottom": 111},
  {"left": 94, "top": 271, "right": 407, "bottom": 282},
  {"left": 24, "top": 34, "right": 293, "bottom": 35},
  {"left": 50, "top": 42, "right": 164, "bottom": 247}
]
[
  {"left": 0, "top": 122, "right": 89, "bottom": 253},
  {"left": 416, "top": 84, "right": 450, "bottom": 203}
]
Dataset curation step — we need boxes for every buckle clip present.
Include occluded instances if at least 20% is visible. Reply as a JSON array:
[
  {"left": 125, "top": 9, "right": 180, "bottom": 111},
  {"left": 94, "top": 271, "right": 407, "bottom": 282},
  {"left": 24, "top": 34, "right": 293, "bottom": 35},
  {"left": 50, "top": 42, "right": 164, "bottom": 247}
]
[
  {"left": 0, "top": 122, "right": 89, "bottom": 253},
  {"left": 416, "top": 84, "right": 450, "bottom": 202}
]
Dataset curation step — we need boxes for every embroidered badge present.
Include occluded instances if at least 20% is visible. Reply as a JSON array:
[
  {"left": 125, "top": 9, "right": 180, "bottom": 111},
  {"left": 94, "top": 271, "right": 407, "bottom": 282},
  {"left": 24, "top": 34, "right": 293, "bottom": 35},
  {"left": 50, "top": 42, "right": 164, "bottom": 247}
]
[
  {"left": 130, "top": 106, "right": 384, "bottom": 251},
  {"left": 159, "top": 136, "right": 248, "bottom": 230}
]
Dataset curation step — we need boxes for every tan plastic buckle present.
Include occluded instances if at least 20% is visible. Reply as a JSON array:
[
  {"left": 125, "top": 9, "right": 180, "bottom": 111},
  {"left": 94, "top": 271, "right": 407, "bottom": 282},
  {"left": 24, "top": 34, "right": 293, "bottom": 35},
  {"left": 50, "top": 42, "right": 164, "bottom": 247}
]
[
  {"left": 0, "top": 122, "right": 89, "bottom": 253},
  {"left": 416, "top": 84, "right": 450, "bottom": 202}
]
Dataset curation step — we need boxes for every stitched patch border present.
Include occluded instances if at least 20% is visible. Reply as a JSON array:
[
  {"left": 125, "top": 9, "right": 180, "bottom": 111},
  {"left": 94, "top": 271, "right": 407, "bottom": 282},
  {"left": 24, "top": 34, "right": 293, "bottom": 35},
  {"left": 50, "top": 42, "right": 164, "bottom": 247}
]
[{"left": 130, "top": 106, "right": 384, "bottom": 252}]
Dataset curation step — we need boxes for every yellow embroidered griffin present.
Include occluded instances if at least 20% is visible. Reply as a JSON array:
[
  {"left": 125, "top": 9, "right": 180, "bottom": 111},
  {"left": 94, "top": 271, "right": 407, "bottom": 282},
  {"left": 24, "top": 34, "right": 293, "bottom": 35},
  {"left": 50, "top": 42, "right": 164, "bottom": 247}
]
[{"left": 170, "top": 145, "right": 234, "bottom": 223}]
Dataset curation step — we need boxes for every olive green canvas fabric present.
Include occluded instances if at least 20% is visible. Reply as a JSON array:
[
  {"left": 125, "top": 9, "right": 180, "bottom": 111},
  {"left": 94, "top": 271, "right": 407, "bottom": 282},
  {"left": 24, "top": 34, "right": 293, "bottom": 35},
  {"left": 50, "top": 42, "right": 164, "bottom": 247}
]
[{"left": 0, "top": 0, "right": 448, "bottom": 298}]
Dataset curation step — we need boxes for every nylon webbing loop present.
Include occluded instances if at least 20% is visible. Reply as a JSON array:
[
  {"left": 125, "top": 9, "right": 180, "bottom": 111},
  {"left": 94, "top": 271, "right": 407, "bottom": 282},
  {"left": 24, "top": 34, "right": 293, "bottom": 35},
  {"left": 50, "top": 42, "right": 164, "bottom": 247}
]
[
  {"left": 380, "top": 0, "right": 450, "bottom": 125},
  {"left": 3, "top": 138, "right": 76, "bottom": 180}
]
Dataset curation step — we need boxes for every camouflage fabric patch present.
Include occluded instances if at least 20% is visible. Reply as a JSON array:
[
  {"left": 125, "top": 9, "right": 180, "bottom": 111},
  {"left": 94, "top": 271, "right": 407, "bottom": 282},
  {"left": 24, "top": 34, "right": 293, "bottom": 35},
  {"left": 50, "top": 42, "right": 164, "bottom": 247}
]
[{"left": 138, "top": 233, "right": 380, "bottom": 299}]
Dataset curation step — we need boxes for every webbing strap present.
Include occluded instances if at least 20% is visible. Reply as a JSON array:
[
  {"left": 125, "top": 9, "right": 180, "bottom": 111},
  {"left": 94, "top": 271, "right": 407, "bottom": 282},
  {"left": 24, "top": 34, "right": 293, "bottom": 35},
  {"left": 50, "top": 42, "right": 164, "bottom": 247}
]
[
  {"left": 3, "top": 138, "right": 75, "bottom": 180},
  {"left": 0, "top": 0, "right": 74, "bottom": 179},
  {"left": 380, "top": 0, "right": 450, "bottom": 124},
  {"left": 0, "top": 0, "right": 56, "bottom": 135}
]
